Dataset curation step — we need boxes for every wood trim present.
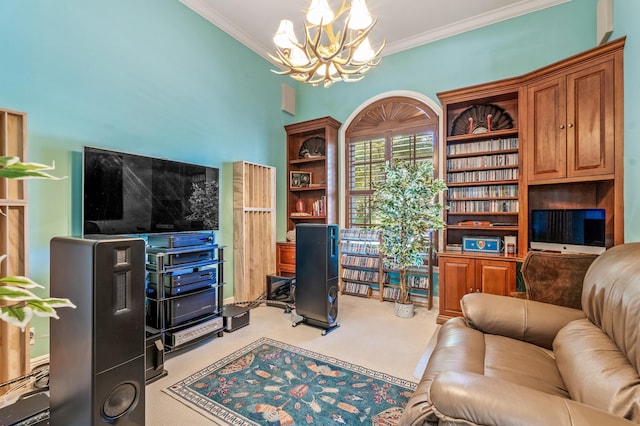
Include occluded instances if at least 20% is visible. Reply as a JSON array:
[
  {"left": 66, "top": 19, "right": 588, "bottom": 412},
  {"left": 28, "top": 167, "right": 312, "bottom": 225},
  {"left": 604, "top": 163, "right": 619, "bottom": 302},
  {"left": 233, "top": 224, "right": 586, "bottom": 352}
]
[{"left": 0, "top": 108, "right": 29, "bottom": 393}]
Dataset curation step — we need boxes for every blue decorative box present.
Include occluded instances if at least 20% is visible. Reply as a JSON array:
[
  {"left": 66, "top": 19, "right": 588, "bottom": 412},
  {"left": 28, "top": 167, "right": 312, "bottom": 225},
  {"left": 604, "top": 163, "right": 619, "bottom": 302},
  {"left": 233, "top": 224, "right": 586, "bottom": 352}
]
[{"left": 462, "top": 236, "right": 503, "bottom": 254}]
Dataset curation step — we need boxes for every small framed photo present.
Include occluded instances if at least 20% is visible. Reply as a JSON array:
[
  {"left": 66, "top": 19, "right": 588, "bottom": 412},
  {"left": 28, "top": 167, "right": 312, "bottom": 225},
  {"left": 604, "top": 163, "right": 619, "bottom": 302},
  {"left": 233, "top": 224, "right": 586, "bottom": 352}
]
[{"left": 290, "top": 171, "right": 311, "bottom": 188}]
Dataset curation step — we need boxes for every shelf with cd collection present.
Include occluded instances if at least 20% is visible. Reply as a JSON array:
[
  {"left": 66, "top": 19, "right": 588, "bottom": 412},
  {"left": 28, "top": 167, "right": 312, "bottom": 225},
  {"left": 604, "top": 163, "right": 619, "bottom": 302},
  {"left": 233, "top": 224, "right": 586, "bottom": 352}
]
[
  {"left": 339, "top": 228, "right": 382, "bottom": 299},
  {"left": 438, "top": 86, "right": 524, "bottom": 251},
  {"left": 339, "top": 228, "right": 434, "bottom": 308},
  {"left": 381, "top": 243, "right": 434, "bottom": 309}
]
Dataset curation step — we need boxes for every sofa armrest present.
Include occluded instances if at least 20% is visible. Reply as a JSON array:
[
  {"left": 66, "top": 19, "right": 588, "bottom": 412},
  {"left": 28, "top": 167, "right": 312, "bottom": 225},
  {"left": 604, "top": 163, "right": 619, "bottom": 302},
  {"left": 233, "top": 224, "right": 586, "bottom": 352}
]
[
  {"left": 430, "top": 371, "right": 636, "bottom": 426},
  {"left": 461, "top": 293, "right": 585, "bottom": 349}
]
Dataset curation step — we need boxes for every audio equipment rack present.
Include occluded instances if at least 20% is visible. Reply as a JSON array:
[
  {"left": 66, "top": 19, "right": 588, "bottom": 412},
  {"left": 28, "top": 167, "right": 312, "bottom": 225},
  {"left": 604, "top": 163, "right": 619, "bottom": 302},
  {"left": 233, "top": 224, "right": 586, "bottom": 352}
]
[{"left": 145, "top": 232, "right": 225, "bottom": 361}]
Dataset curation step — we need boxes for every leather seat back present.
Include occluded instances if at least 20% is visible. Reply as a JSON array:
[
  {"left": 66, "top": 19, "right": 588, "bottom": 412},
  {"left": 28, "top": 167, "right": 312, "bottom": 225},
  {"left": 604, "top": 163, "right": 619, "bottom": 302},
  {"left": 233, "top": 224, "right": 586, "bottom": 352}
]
[{"left": 581, "top": 243, "right": 640, "bottom": 373}]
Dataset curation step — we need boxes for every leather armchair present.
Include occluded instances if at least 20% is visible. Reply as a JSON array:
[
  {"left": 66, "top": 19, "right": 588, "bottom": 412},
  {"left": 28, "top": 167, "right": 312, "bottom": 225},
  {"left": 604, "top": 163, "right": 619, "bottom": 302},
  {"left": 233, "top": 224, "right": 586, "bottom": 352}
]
[{"left": 401, "top": 243, "right": 640, "bottom": 425}]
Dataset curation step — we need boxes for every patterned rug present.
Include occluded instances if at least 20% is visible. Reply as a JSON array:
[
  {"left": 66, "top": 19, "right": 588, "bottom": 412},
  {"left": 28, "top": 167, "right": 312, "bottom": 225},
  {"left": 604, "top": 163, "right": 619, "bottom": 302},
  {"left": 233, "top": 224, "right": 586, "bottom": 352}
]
[{"left": 164, "top": 337, "right": 417, "bottom": 425}]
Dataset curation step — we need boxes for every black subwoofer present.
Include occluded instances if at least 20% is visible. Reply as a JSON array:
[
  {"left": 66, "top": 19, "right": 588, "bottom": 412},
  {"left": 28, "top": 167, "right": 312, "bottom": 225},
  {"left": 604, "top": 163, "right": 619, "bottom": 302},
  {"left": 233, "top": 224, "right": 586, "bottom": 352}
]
[
  {"left": 295, "top": 224, "right": 339, "bottom": 332},
  {"left": 50, "top": 237, "right": 146, "bottom": 426}
]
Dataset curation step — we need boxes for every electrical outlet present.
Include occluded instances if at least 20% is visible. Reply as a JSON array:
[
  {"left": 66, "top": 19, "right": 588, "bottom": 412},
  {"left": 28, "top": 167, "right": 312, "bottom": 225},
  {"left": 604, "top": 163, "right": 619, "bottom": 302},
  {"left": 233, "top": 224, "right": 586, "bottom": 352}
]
[{"left": 30, "top": 327, "right": 35, "bottom": 345}]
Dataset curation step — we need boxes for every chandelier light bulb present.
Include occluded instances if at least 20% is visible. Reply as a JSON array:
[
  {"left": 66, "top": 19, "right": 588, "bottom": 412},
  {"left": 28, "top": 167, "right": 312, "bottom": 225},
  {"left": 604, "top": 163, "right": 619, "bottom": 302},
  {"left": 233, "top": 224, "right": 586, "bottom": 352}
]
[
  {"left": 307, "top": 0, "right": 335, "bottom": 26},
  {"left": 352, "top": 37, "right": 375, "bottom": 63},
  {"left": 348, "top": 0, "right": 373, "bottom": 30},
  {"left": 274, "top": 19, "right": 298, "bottom": 48},
  {"left": 315, "top": 62, "right": 339, "bottom": 78},
  {"left": 289, "top": 46, "right": 310, "bottom": 67}
]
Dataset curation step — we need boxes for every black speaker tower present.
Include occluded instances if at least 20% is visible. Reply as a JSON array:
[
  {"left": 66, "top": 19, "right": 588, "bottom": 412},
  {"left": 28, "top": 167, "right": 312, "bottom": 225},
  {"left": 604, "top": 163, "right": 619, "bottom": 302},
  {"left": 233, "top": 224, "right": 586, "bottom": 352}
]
[
  {"left": 50, "top": 237, "right": 146, "bottom": 426},
  {"left": 293, "top": 224, "right": 340, "bottom": 335}
]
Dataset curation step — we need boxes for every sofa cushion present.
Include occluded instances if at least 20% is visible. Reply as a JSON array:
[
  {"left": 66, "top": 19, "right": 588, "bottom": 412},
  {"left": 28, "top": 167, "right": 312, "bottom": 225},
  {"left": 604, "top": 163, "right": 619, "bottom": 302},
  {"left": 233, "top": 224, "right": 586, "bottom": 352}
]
[
  {"left": 461, "top": 292, "right": 585, "bottom": 350},
  {"left": 554, "top": 318, "right": 640, "bottom": 422},
  {"left": 425, "top": 318, "right": 568, "bottom": 398}
]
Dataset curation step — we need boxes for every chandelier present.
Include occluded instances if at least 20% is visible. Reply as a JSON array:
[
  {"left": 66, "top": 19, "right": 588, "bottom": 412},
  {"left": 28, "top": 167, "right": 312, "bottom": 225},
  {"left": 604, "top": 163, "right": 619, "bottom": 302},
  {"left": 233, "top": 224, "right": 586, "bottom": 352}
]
[{"left": 269, "top": 0, "right": 385, "bottom": 88}]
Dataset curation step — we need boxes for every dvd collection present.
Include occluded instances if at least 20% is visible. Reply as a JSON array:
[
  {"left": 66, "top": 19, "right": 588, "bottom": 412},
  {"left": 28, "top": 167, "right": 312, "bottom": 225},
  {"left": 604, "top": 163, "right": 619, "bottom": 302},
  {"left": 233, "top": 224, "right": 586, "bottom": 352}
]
[
  {"left": 447, "top": 184, "right": 518, "bottom": 199},
  {"left": 448, "top": 199, "right": 519, "bottom": 213},
  {"left": 447, "top": 167, "right": 518, "bottom": 184},
  {"left": 447, "top": 137, "right": 518, "bottom": 156}
]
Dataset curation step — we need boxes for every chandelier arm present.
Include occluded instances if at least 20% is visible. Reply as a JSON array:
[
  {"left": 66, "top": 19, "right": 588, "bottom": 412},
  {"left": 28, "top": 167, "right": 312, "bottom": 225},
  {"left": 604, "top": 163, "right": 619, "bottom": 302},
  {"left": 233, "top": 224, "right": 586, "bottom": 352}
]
[
  {"left": 334, "top": 61, "right": 368, "bottom": 76},
  {"left": 334, "top": 0, "right": 350, "bottom": 19},
  {"left": 307, "top": 23, "right": 350, "bottom": 63},
  {"left": 305, "top": 23, "right": 328, "bottom": 61},
  {"left": 343, "top": 19, "right": 376, "bottom": 49},
  {"left": 342, "top": 75, "right": 366, "bottom": 82}
]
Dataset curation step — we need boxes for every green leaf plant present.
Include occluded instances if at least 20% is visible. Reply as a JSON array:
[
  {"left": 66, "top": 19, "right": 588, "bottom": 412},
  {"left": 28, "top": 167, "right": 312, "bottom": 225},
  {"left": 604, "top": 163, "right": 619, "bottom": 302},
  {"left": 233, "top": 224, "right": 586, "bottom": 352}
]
[
  {"left": 373, "top": 161, "right": 447, "bottom": 305},
  {"left": 0, "top": 156, "right": 75, "bottom": 331}
]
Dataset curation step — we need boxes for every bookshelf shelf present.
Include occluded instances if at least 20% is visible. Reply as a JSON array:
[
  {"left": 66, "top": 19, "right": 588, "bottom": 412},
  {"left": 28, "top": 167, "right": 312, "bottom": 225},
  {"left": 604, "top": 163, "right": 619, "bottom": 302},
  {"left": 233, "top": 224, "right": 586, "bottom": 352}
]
[{"left": 339, "top": 228, "right": 434, "bottom": 309}]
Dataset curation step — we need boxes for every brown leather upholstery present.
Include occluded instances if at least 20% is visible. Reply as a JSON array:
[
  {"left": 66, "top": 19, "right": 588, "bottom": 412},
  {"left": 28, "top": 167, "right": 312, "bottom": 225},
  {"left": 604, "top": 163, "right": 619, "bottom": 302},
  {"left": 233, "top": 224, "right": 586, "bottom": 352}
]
[
  {"left": 519, "top": 251, "right": 598, "bottom": 309},
  {"left": 401, "top": 244, "right": 640, "bottom": 426}
]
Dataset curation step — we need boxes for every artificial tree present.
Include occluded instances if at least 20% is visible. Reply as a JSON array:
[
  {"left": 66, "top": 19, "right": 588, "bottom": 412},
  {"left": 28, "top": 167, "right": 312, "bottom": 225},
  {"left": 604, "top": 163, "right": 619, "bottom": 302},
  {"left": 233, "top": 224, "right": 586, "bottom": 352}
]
[{"left": 373, "top": 160, "right": 446, "bottom": 312}]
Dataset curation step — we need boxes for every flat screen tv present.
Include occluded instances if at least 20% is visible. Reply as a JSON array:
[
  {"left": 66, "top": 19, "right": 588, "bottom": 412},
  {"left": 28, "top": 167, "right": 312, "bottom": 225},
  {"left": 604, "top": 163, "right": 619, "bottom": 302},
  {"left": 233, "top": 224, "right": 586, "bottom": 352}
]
[
  {"left": 83, "top": 146, "right": 219, "bottom": 236},
  {"left": 530, "top": 208, "right": 606, "bottom": 254}
]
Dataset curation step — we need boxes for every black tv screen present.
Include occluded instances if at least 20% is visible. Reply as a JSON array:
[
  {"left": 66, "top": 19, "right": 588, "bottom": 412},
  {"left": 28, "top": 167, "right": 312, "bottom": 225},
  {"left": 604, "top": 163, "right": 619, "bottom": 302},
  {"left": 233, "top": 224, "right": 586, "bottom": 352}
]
[
  {"left": 83, "top": 147, "right": 219, "bottom": 236},
  {"left": 530, "top": 208, "right": 605, "bottom": 247}
]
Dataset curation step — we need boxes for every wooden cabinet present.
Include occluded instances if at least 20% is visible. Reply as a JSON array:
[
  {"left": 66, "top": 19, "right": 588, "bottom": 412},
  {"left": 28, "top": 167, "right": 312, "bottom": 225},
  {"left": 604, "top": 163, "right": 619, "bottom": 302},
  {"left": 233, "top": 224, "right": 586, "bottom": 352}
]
[
  {"left": 524, "top": 38, "right": 625, "bottom": 248},
  {"left": 527, "top": 58, "right": 614, "bottom": 182},
  {"left": 438, "top": 253, "right": 517, "bottom": 323},
  {"left": 280, "top": 116, "right": 340, "bottom": 275},
  {"left": 436, "top": 38, "right": 625, "bottom": 324},
  {"left": 438, "top": 81, "right": 525, "bottom": 255},
  {"left": 285, "top": 116, "right": 340, "bottom": 233},
  {"left": 276, "top": 242, "right": 296, "bottom": 277}
]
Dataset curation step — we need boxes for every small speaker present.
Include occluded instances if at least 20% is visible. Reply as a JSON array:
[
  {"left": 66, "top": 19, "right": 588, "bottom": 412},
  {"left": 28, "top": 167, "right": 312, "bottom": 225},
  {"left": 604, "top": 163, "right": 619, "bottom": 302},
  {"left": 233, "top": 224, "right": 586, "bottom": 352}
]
[
  {"left": 281, "top": 83, "right": 296, "bottom": 115},
  {"left": 294, "top": 224, "right": 339, "bottom": 333},
  {"left": 597, "top": 0, "right": 613, "bottom": 45},
  {"left": 50, "top": 237, "right": 146, "bottom": 426}
]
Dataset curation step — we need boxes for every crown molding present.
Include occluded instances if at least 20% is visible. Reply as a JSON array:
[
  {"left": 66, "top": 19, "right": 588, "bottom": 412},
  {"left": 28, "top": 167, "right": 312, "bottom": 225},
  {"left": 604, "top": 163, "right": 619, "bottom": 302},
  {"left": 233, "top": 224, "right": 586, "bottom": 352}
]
[
  {"left": 384, "top": 0, "right": 570, "bottom": 56},
  {"left": 180, "top": 0, "right": 570, "bottom": 64}
]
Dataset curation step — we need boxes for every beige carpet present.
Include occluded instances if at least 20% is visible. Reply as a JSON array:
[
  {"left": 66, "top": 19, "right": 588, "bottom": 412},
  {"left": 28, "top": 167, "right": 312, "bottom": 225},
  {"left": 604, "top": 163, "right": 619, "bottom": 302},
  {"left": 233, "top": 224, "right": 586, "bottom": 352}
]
[{"left": 145, "top": 295, "right": 439, "bottom": 425}]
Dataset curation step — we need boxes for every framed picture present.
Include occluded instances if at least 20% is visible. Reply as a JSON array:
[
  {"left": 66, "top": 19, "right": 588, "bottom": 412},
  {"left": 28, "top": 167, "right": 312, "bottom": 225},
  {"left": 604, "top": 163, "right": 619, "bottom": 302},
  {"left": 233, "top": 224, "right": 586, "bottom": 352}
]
[{"left": 290, "top": 171, "right": 311, "bottom": 188}]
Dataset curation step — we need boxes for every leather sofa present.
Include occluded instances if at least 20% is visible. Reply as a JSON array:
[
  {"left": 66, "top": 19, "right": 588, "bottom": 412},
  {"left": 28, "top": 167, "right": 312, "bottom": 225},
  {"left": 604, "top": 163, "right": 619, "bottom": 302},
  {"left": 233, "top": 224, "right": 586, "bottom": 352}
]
[{"left": 401, "top": 243, "right": 640, "bottom": 425}]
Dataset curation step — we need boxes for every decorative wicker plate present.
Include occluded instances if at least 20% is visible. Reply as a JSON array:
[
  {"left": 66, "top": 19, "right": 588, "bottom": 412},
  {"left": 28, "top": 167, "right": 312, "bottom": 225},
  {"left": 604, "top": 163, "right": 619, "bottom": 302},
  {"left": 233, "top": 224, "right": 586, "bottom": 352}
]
[
  {"left": 450, "top": 103, "right": 514, "bottom": 136},
  {"left": 298, "top": 135, "right": 325, "bottom": 158}
]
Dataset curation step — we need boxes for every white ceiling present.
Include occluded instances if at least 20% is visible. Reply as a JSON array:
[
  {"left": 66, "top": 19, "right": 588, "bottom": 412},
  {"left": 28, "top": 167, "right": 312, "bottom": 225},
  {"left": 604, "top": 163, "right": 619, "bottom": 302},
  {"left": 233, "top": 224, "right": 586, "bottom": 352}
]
[{"left": 180, "top": 0, "right": 569, "bottom": 64}]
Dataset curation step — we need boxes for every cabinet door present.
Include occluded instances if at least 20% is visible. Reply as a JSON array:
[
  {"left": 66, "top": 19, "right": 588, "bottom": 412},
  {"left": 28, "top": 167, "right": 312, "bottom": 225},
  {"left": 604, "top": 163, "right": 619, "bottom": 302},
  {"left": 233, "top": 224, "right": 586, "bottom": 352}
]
[
  {"left": 527, "top": 76, "right": 567, "bottom": 181},
  {"left": 276, "top": 243, "right": 296, "bottom": 277},
  {"left": 439, "top": 257, "right": 474, "bottom": 319},
  {"left": 476, "top": 259, "right": 516, "bottom": 296},
  {"left": 566, "top": 60, "right": 614, "bottom": 178}
]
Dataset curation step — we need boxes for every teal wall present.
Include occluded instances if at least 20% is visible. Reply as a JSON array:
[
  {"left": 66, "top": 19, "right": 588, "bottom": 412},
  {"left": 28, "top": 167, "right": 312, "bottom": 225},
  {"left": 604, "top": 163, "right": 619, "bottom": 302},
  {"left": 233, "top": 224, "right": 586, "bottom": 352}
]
[
  {"left": 0, "top": 0, "right": 637, "bottom": 358},
  {"left": 612, "top": 0, "right": 640, "bottom": 243},
  {"left": 0, "top": 0, "right": 292, "bottom": 356}
]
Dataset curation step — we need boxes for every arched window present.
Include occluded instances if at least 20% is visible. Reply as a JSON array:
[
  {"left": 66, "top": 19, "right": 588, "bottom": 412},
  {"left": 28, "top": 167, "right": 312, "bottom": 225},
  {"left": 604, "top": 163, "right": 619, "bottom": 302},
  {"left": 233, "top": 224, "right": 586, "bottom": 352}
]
[{"left": 344, "top": 96, "right": 439, "bottom": 228}]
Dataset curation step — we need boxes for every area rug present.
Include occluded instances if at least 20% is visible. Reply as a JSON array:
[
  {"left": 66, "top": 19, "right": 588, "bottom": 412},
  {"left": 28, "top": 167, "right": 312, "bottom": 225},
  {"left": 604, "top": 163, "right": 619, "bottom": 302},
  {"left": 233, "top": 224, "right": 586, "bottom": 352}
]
[{"left": 164, "top": 337, "right": 417, "bottom": 425}]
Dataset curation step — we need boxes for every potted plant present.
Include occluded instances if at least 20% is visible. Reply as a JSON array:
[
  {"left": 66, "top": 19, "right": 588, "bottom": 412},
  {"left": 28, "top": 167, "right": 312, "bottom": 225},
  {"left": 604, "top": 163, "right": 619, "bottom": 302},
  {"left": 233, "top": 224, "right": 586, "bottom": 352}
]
[
  {"left": 0, "top": 156, "right": 75, "bottom": 331},
  {"left": 373, "top": 160, "right": 447, "bottom": 318}
]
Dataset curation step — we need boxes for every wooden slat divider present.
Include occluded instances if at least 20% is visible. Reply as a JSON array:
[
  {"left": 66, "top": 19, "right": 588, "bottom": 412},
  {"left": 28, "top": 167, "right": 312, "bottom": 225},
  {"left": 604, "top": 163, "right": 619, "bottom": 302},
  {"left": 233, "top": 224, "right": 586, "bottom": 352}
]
[{"left": 233, "top": 161, "right": 276, "bottom": 303}]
